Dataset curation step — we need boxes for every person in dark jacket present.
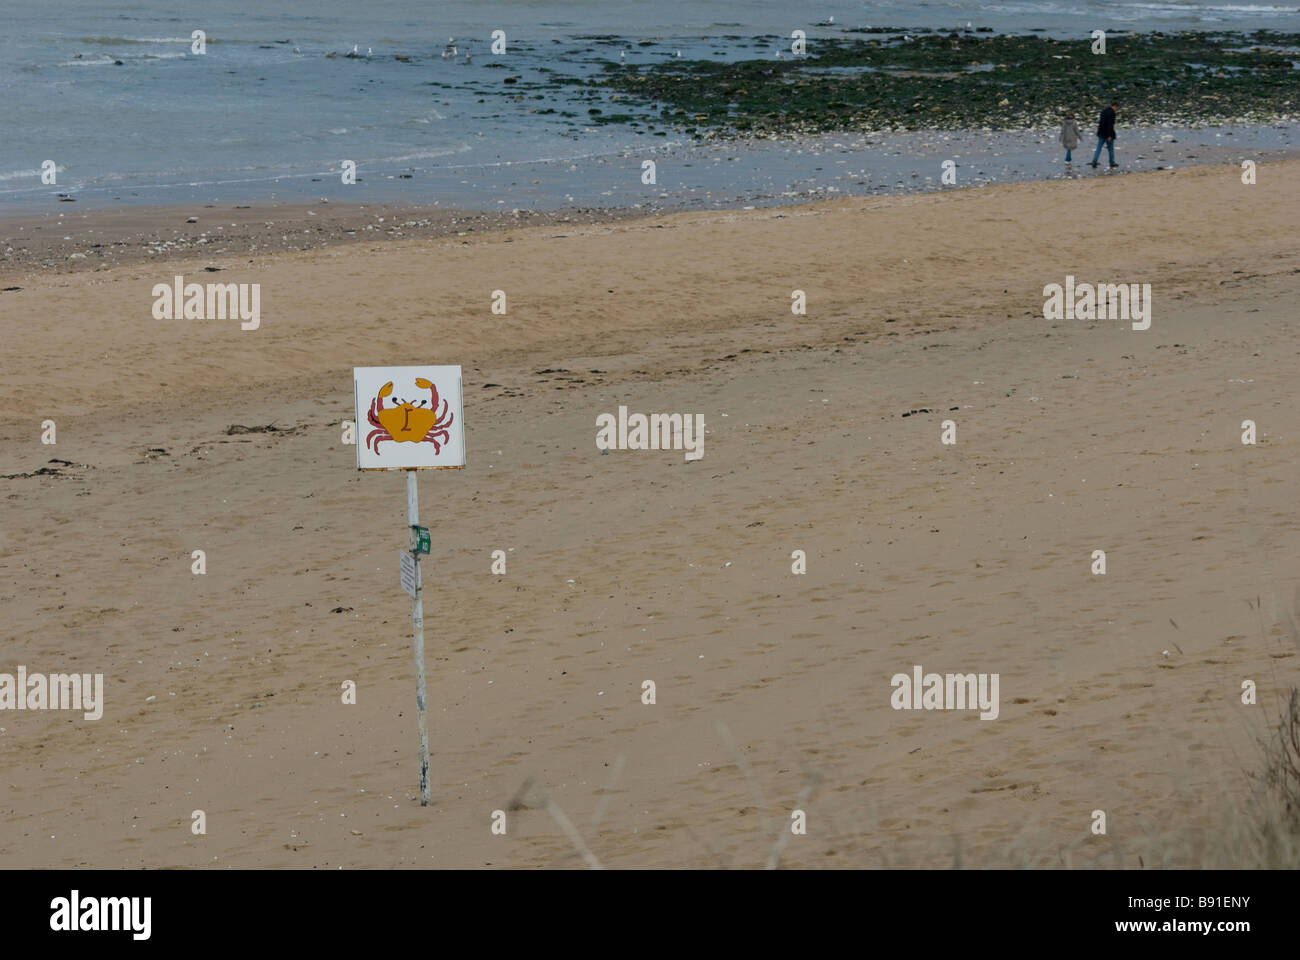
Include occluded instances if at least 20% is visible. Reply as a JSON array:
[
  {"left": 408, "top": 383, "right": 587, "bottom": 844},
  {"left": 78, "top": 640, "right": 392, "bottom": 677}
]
[{"left": 1090, "top": 101, "right": 1118, "bottom": 168}]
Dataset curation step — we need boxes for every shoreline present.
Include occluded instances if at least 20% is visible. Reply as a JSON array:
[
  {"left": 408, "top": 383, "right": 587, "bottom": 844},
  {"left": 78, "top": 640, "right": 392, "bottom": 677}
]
[
  {"left": 0, "top": 202, "right": 656, "bottom": 281},
  {"left": 5, "top": 26, "right": 1296, "bottom": 222},
  {"left": 4, "top": 124, "right": 1295, "bottom": 280}
]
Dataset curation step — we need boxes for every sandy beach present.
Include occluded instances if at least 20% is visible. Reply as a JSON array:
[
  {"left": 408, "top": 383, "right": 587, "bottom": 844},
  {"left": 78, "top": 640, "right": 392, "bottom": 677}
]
[{"left": 1, "top": 159, "right": 1298, "bottom": 869}]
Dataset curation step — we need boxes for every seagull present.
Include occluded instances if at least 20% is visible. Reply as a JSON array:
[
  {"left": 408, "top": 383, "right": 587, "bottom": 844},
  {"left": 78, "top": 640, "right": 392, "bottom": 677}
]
[
  {"left": 367, "top": 47, "right": 372, "bottom": 57},
  {"left": 352, "top": 45, "right": 358, "bottom": 54},
  {"left": 620, "top": 50, "right": 625, "bottom": 61},
  {"left": 293, "top": 46, "right": 301, "bottom": 54},
  {"left": 675, "top": 50, "right": 681, "bottom": 57}
]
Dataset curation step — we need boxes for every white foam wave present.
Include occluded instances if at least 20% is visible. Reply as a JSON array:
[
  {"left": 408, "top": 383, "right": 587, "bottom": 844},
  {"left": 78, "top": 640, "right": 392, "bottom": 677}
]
[
  {"left": 79, "top": 36, "right": 194, "bottom": 43},
  {"left": 375, "top": 145, "right": 474, "bottom": 162},
  {"left": 56, "top": 56, "right": 119, "bottom": 67},
  {"left": 1122, "top": 2, "right": 1299, "bottom": 10}
]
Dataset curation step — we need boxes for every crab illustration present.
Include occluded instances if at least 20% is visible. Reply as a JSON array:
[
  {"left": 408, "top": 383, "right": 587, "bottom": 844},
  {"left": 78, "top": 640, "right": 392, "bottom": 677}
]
[{"left": 366, "top": 378, "right": 454, "bottom": 454}]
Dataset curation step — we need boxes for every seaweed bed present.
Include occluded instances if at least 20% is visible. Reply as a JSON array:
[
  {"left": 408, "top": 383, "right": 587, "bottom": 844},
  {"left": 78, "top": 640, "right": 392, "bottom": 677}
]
[{"left": 591, "top": 31, "right": 1300, "bottom": 136}]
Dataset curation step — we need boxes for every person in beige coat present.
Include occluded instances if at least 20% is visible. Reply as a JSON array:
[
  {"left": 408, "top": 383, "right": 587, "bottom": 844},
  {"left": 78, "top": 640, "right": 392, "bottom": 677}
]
[{"left": 1059, "top": 113, "right": 1081, "bottom": 163}]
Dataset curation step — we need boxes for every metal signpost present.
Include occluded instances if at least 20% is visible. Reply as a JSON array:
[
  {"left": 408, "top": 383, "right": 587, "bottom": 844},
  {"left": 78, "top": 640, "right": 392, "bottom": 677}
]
[{"left": 354, "top": 366, "right": 465, "bottom": 806}]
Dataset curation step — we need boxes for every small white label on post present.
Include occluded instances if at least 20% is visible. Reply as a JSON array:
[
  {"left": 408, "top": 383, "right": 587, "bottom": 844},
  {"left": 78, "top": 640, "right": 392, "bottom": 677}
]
[{"left": 400, "top": 551, "right": 419, "bottom": 598}]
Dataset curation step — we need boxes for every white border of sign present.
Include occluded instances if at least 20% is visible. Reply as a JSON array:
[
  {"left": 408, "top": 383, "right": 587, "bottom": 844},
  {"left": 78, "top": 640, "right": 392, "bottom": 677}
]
[{"left": 354, "top": 365, "right": 466, "bottom": 470}]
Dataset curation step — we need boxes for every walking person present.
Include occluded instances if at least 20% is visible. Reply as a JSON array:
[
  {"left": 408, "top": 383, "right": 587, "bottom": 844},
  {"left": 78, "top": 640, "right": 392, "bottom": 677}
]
[
  {"left": 1059, "top": 112, "right": 1081, "bottom": 164},
  {"left": 1090, "top": 101, "right": 1118, "bottom": 169}
]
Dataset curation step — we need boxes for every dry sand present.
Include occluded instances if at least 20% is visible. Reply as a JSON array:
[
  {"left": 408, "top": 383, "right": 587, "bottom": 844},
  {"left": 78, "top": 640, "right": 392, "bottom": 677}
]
[{"left": 1, "top": 161, "right": 1298, "bottom": 868}]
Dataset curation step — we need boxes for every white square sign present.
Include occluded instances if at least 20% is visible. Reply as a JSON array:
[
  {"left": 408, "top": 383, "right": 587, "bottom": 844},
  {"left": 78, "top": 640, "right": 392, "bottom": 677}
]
[{"left": 354, "top": 365, "right": 465, "bottom": 470}]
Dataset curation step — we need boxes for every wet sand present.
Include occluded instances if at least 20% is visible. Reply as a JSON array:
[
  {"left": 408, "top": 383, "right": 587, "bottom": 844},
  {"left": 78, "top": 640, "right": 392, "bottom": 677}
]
[{"left": 0, "top": 202, "right": 654, "bottom": 277}]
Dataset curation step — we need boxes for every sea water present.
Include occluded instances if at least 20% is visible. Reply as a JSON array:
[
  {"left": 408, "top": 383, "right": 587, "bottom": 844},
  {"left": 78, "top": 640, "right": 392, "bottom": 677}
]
[{"left": 2, "top": 0, "right": 1296, "bottom": 212}]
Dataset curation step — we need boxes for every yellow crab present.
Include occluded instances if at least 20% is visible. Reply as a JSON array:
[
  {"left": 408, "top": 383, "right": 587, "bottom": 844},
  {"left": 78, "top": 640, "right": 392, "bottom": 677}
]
[{"left": 365, "top": 379, "right": 453, "bottom": 454}]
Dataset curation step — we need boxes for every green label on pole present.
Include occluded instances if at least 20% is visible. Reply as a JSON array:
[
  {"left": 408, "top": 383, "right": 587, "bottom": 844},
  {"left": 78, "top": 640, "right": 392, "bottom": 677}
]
[{"left": 411, "top": 525, "right": 431, "bottom": 555}]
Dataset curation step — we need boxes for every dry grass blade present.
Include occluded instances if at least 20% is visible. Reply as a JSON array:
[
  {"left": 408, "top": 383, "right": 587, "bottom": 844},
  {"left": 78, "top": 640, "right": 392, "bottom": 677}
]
[
  {"left": 507, "top": 775, "right": 535, "bottom": 811},
  {"left": 544, "top": 798, "right": 604, "bottom": 870},
  {"left": 764, "top": 772, "right": 822, "bottom": 870},
  {"left": 508, "top": 774, "right": 605, "bottom": 870}
]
